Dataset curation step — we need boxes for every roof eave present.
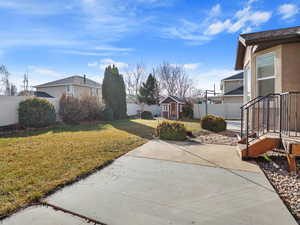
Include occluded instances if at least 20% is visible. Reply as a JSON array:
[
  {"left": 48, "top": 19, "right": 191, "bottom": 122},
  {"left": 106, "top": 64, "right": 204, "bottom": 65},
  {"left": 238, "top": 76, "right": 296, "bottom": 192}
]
[{"left": 235, "top": 41, "right": 246, "bottom": 70}]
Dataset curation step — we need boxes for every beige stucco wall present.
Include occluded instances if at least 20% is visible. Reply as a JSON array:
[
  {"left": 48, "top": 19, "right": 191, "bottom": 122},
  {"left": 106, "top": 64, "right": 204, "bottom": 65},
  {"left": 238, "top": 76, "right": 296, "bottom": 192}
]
[
  {"left": 244, "top": 43, "right": 300, "bottom": 131},
  {"left": 281, "top": 42, "right": 300, "bottom": 92},
  {"left": 37, "top": 85, "right": 102, "bottom": 99},
  {"left": 223, "top": 80, "right": 243, "bottom": 93},
  {"left": 222, "top": 96, "right": 243, "bottom": 104},
  {"left": 37, "top": 86, "right": 67, "bottom": 98}
]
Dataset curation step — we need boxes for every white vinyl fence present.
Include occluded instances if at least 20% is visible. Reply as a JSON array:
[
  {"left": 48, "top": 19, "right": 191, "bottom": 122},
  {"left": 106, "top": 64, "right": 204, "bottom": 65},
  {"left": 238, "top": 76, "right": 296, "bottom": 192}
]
[
  {"left": 0, "top": 96, "right": 59, "bottom": 127},
  {"left": 193, "top": 103, "right": 241, "bottom": 120},
  {"left": 127, "top": 103, "right": 161, "bottom": 117},
  {"left": 0, "top": 96, "right": 161, "bottom": 127}
]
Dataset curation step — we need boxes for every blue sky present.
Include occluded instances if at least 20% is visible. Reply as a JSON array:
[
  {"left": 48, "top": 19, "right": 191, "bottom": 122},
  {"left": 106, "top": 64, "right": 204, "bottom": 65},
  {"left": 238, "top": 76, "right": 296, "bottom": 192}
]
[{"left": 0, "top": 0, "right": 299, "bottom": 91}]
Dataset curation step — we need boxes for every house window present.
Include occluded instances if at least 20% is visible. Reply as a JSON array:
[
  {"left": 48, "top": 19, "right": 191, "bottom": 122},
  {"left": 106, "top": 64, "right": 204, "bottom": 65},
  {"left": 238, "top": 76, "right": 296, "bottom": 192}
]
[
  {"left": 162, "top": 104, "right": 168, "bottom": 111},
  {"left": 66, "top": 85, "right": 74, "bottom": 96},
  {"left": 256, "top": 52, "right": 275, "bottom": 96},
  {"left": 91, "top": 88, "right": 97, "bottom": 96}
]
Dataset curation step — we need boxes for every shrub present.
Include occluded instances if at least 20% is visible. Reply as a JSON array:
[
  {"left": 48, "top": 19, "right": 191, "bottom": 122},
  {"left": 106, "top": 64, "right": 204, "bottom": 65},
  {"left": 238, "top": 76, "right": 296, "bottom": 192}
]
[
  {"left": 201, "top": 114, "right": 226, "bottom": 132},
  {"left": 181, "top": 104, "right": 193, "bottom": 119},
  {"left": 18, "top": 98, "right": 56, "bottom": 128},
  {"left": 156, "top": 121, "right": 187, "bottom": 141},
  {"left": 59, "top": 94, "right": 85, "bottom": 124},
  {"left": 80, "top": 95, "right": 104, "bottom": 121},
  {"left": 141, "top": 111, "right": 153, "bottom": 119},
  {"left": 103, "top": 108, "right": 114, "bottom": 121}
]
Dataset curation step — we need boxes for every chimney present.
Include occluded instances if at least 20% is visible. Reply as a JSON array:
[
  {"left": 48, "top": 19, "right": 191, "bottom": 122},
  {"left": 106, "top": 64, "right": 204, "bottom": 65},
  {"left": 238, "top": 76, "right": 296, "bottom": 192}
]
[{"left": 83, "top": 74, "right": 86, "bottom": 84}]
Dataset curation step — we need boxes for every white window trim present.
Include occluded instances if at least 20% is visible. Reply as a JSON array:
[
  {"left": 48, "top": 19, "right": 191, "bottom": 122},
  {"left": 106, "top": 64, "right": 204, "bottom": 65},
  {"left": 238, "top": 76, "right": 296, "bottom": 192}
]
[
  {"left": 162, "top": 104, "right": 169, "bottom": 111},
  {"left": 256, "top": 52, "right": 276, "bottom": 96}
]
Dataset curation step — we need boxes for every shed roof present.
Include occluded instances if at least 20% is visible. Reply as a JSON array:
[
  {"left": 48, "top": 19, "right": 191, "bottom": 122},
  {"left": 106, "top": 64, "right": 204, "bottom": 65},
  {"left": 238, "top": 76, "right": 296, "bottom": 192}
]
[{"left": 160, "top": 95, "right": 186, "bottom": 104}]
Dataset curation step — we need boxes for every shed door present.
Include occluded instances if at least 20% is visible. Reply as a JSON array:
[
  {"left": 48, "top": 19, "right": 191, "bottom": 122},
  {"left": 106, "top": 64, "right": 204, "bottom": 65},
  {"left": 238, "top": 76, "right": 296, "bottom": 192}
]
[{"left": 170, "top": 102, "right": 177, "bottom": 118}]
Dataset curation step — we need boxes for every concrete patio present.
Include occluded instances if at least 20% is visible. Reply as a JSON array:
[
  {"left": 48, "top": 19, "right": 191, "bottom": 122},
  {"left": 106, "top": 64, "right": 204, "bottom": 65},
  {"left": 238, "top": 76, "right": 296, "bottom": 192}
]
[{"left": 1, "top": 140, "right": 297, "bottom": 225}]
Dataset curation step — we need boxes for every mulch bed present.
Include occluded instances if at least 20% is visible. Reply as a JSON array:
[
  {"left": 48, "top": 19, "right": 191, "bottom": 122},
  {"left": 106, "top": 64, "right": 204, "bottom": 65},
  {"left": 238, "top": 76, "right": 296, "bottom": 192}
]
[
  {"left": 193, "top": 130, "right": 239, "bottom": 146},
  {"left": 257, "top": 155, "right": 300, "bottom": 223}
]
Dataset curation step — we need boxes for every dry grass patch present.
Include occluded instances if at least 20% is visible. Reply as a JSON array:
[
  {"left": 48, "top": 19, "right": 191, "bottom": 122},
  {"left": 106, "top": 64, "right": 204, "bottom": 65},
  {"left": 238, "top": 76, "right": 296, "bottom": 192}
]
[{"left": 0, "top": 119, "right": 201, "bottom": 217}]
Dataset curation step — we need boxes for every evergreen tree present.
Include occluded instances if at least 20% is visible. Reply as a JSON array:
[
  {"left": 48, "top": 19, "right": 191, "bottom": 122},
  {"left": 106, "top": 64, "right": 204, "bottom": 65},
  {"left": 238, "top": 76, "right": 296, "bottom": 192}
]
[
  {"left": 138, "top": 73, "right": 159, "bottom": 105},
  {"left": 102, "top": 65, "right": 127, "bottom": 119}
]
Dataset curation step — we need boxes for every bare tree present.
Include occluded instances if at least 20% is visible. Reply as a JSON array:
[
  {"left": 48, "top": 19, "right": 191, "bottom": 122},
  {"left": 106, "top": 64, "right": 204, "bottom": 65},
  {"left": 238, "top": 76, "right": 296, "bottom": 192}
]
[
  {"left": 0, "top": 65, "right": 11, "bottom": 96},
  {"left": 156, "top": 62, "right": 193, "bottom": 98},
  {"left": 124, "top": 63, "right": 146, "bottom": 101}
]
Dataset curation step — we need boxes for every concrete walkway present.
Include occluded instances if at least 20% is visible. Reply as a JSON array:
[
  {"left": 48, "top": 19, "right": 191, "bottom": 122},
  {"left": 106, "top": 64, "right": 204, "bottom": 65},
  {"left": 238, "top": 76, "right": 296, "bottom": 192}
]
[{"left": 1, "top": 140, "right": 297, "bottom": 225}]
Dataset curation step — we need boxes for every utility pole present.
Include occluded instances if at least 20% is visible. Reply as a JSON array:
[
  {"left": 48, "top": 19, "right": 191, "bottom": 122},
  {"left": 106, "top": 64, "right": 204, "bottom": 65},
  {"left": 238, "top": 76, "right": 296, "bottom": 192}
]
[
  {"left": 204, "top": 89, "right": 217, "bottom": 116},
  {"left": 23, "top": 72, "right": 29, "bottom": 93}
]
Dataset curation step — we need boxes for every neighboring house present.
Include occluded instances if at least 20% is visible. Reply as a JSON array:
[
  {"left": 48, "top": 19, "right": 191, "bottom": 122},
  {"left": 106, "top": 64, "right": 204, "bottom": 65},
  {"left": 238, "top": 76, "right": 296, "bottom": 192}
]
[
  {"left": 235, "top": 26, "right": 300, "bottom": 164},
  {"left": 34, "top": 75, "right": 101, "bottom": 99},
  {"left": 160, "top": 96, "right": 186, "bottom": 120},
  {"left": 220, "top": 72, "right": 244, "bottom": 104}
]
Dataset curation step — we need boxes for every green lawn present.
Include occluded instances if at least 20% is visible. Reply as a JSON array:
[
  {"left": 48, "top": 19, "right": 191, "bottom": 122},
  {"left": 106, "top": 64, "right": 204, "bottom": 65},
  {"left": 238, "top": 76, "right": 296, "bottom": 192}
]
[{"left": 0, "top": 119, "right": 201, "bottom": 216}]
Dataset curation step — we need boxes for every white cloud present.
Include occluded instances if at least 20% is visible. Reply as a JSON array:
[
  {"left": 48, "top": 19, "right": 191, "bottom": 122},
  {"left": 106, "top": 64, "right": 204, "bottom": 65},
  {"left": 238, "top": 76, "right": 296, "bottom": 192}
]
[
  {"left": 210, "top": 4, "right": 221, "bottom": 17},
  {"left": 58, "top": 50, "right": 113, "bottom": 56},
  {"left": 88, "top": 58, "right": 129, "bottom": 71},
  {"left": 28, "top": 66, "right": 62, "bottom": 77},
  {"left": 278, "top": 4, "right": 299, "bottom": 20},
  {"left": 204, "top": 19, "right": 231, "bottom": 35},
  {"left": 163, "top": 19, "right": 211, "bottom": 45},
  {"left": 206, "top": 1, "right": 271, "bottom": 35},
  {"left": 94, "top": 45, "right": 133, "bottom": 52},
  {"left": 0, "top": 1, "right": 74, "bottom": 15},
  {"left": 183, "top": 63, "right": 201, "bottom": 70},
  {"left": 165, "top": 1, "right": 272, "bottom": 44}
]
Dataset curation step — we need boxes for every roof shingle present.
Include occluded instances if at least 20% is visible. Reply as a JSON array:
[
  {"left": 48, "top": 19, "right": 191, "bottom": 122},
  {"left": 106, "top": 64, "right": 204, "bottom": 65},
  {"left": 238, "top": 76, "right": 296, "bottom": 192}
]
[{"left": 34, "top": 75, "right": 101, "bottom": 88}]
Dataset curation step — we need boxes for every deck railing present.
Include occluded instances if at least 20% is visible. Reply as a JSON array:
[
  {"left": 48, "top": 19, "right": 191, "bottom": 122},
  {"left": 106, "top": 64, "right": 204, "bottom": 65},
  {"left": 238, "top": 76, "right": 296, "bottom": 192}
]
[{"left": 241, "top": 92, "right": 300, "bottom": 153}]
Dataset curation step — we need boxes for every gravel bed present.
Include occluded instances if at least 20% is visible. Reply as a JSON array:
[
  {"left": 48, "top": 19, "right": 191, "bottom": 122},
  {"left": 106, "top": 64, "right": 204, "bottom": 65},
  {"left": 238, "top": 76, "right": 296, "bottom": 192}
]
[
  {"left": 194, "top": 130, "right": 239, "bottom": 146},
  {"left": 257, "top": 156, "right": 300, "bottom": 223}
]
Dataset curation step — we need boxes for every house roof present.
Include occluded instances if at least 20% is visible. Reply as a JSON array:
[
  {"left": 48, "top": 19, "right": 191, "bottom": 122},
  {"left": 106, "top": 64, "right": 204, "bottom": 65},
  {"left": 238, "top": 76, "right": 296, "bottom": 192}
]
[
  {"left": 160, "top": 95, "right": 186, "bottom": 104},
  {"left": 224, "top": 86, "right": 243, "bottom": 96},
  {"left": 34, "top": 75, "right": 101, "bottom": 88},
  {"left": 222, "top": 72, "right": 243, "bottom": 81},
  {"left": 235, "top": 26, "right": 300, "bottom": 70}
]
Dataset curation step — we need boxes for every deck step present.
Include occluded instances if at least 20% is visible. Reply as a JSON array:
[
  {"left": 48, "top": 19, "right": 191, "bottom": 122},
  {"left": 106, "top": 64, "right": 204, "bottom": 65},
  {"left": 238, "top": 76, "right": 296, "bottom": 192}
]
[
  {"left": 238, "top": 133, "right": 257, "bottom": 144},
  {"left": 239, "top": 137, "right": 281, "bottom": 160}
]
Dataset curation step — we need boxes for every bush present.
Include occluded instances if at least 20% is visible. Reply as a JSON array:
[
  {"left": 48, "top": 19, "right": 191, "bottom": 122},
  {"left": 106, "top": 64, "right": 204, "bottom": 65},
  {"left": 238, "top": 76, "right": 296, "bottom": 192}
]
[
  {"left": 80, "top": 95, "right": 104, "bottom": 121},
  {"left": 141, "top": 111, "right": 153, "bottom": 119},
  {"left": 59, "top": 94, "right": 85, "bottom": 124},
  {"left": 18, "top": 98, "right": 56, "bottom": 128},
  {"left": 201, "top": 114, "right": 226, "bottom": 132},
  {"left": 103, "top": 108, "right": 114, "bottom": 121},
  {"left": 181, "top": 104, "right": 193, "bottom": 119},
  {"left": 156, "top": 121, "right": 187, "bottom": 141},
  {"left": 59, "top": 94, "right": 105, "bottom": 124}
]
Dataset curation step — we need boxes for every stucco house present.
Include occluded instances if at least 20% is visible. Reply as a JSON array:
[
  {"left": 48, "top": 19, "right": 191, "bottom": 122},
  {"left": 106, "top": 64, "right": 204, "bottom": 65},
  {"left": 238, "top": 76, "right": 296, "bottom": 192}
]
[
  {"left": 160, "top": 96, "right": 186, "bottom": 120},
  {"left": 34, "top": 75, "right": 102, "bottom": 99},
  {"left": 235, "top": 26, "right": 300, "bottom": 166},
  {"left": 235, "top": 26, "right": 300, "bottom": 102},
  {"left": 220, "top": 72, "right": 244, "bottom": 104}
]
